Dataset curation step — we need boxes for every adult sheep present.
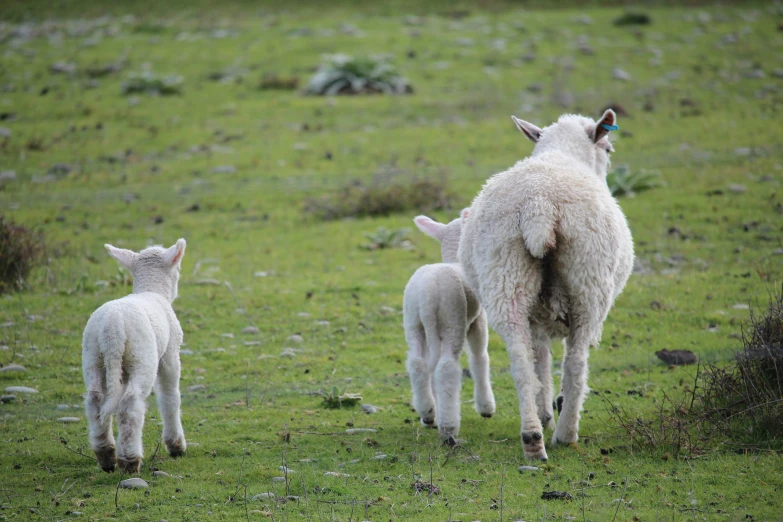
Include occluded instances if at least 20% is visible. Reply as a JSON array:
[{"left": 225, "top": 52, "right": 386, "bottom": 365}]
[{"left": 458, "top": 110, "right": 634, "bottom": 460}]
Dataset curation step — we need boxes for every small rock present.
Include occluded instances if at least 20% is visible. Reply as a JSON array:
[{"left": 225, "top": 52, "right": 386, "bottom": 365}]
[
  {"left": 573, "top": 14, "right": 592, "bottom": 25},
  {"left": 1, "top": 395, "right": 16, "bottom": 403},
  {"left": 287, "top": 334, "right": 303, "bottom": 343},
  {"left": 0, "top": 364, "right": 25, "bottom": 373},
  {"left": 271, "top": 477, "right": 287, "bottom": 483},
  {"left": 0, "top": 127, "right": 11, "bottom": 137},
  {"left": 518, "top": 465, "right": 539, "bottom": 472},
  {"left": 727, "top": 184, "right": 746, "bottom": 194},
  {"left": 241, "top": 326, "right": 259, "bottom": 335},
  {"left": 773, "top": 248, "right": 783, "bottom": 256},
  {"left": 220, "top": 333, "right": 234, "bottom": 339},
  {"left": 280, "top": 348, "right": 297, "bottom": 358},
  {"left": 345, "top": 428, "right": 376, "bottom": 434},
  {"left": 278, "top": 466, "right": 295, "bottom": 473},
  {"left": 187, "top": 385, "right": 206, "bottom": 392},
  {"left": 50, "top": 61, "right": 77, "bottom": 74},
  {"left": 361, "top": 404, "right": 379, "bottom": 414},
  {"left": 613, "top": 68, "right": 631, "bottom": 81},
  {"left": 57, "top": 417, "right": 81, "bottom": 423},
  {"left": 324, "top": 472, "right": 349, "bottom": 477},
  {"left": 153, "top": 471, "right": 169, "bottom": 477},
  {"left": 732, "top": 303, "right": 750, "bottom": 310},
  {"left": 541, "top": 490, "right": 573, "bottom": 501},
  {"left": 0, "top": 170, "right": 16, "bottom": 181},
  {"left": 119, "top": 478, "right": 148, "bottom": 489},
  {"left": 212, "top": 165, "right": 236, "bottom": 174},
  {"left": 252, "top": 493, "right": 275, "bottom": 500},
  {"left": 655, "top": 349, "right": 697, "bottom": 365},
  {"left": 5, "top": 386, "right": 38, "bottom": 394},
  {"left": 371, "top": 454, "right": 387, "bottom": 460}
]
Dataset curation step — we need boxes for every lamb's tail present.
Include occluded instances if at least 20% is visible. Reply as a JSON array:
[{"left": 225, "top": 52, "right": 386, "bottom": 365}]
[
  {"left": 98, "top": 319, "right": 127, "bottom": 421},
  {"left": 519, "top": 199, "right": 557, "bottom": 259}
]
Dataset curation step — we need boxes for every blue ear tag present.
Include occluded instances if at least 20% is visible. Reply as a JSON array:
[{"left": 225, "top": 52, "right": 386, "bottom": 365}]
[{"left": 600, "top": 123, "right": 619, "bottom": 132}]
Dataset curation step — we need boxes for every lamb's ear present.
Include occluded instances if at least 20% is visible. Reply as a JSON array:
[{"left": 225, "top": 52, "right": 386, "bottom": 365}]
[
  {"left": 164, "top": 238, "right": 187, "bottom": 266},
  {"left": 413, "top": 216, "right": 445, "bottom": 240},
  {"left": 594, "top": 109, "right": 618, "bottom": 143},
  {"left": 460, "top": 208, "right": 470, "bottom": 221},
  {"left": 511, "top": 115, "right": 542, "bottom": 143},
  {"left": 105, "top": 244, "right": 137, "bottom": 269}
]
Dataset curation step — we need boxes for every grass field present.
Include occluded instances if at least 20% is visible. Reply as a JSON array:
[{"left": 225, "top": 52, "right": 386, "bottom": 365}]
[{"left": 1, "top": 1, "right": 782, "bottom": 520}]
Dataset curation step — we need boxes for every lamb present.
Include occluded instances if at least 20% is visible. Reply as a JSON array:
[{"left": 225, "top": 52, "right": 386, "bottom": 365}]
[
  {"left": 403, "top": 210, "right": 495, "bottom": 443},
  {"left": 82, "top": 239, "right": 188, "bottom": 473},
  {"left": 458, "top": 109, "right": 634, "bottom": 460}
]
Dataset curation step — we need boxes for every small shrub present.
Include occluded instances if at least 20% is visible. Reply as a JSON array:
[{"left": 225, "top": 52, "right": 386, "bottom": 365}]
[
  {"left": 303, "top": 173, "right": 455, "bottom": 221},
  {"left": 361, "top": 227, "right": 412, "bottom": 251},
  {"left": 0, "top": 216, "right": 44, "bottom": 294},
  {"left": 321, "top": 386, "right": 362, "bottom": 409},
  {"left": 122, "top": 72, "right": 183, "bottom": 96},
  {"left": 608, "top": 285, "right": 783, "bottom": 455},
  {"left": 606, "top": 165, "right": 662, "bottom": 197},
  {"left": 304, "top": 54, "right": 412, "bottom": 96}
]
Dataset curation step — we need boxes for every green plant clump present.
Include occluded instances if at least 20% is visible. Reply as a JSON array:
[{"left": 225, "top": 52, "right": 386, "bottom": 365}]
[{"left": 304, "top": 54, "right": 412, "bottom": 95}]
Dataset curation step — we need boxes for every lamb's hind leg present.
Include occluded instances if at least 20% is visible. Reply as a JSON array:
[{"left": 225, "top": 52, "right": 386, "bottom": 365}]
[
  {"left": 406, "top": 323, "right": 436, "bottom": 427},
  {"left": 84, "top": 366, "right": 116, "bottom": 472},
  {"left": 433, "top": 333, "right": 465, "bottom": 443},
  {"left": 156, "top": 347, "right": 186, "bottom": 457},
  {"left": 467, "top": 311, "right": 495, "bottom": 418},
  {"left": 116, "top": 368, "right": 156, "bottom": 474},
  {"left": 531, "top": 324, "right": 554, "bottom": 430}
]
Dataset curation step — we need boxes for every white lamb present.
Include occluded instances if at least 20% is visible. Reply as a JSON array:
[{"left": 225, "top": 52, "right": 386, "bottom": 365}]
[
  {"left": 403, "top": 210, "right": 495, "bottom": 443},
  {"left": 458, "top": 109, "right": 634, "bottom": 460},
  {"left": 82, "top": 239, "right": 188, "bottom": 473}
]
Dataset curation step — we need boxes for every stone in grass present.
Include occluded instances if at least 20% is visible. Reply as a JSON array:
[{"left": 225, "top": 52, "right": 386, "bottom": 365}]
[
  {"left": 56, "top": 404, "right": 69, "bottom": 410},
  {"left": 324, "top": 472, "right": 349, "bottom": 477},
  {"left": 655, "top": 349, "right": 697, "bottom": 366},
  {"left": 241, "top": 326, "right": 259, "bottom": 335},
  {"left": 119, "top": 478, "right": 148, "bottom": 489},
  {"left": 345, "top": 428, "right": 376, "bottom": 434},
  {"left": 57, "top": 417, "right": 81, "bottom": 423},
  {"left": 5, "top": 386, "right": 37, "bottom": 394},
  {"left": 212, "top": 165, "right": 236, "bottom": 174},
  {"left": 287, "top": 334, "right": 303, "bottom": 343},
  {"left": 271, "top": 477, "right": 287, "bottom": 483},
  {"left": 1, "top": 395, "right": 16, "bottom": 403},
  {"left": 252, "top": 493, "right": 275, "bottom": 500},
  {"left": 541, "top": 490, "right": 572, "bottom": 500},
  {"left": 0, "top": 364, "right": 25, "bottom": 373},
  {"left": 361, "top": 404, "right": 379, "bottom": 414},
  {"left": 518, "top": 465, "right": 540, "bottom": 472},
  {"left": 153, "top": 471, "right": 170, "bottom": 477},
  {"left": 187, "top": 385, "right": 206, "bottom": 392},
  {"left": 727, "top": 184, "right": 747, "bottom": 194}
]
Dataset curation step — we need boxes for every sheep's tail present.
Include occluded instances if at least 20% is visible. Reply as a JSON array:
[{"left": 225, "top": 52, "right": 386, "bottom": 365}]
[
  {"left": 519, "top": 200, "right": 557, "bottom": 259},
  {"left": 98, "top": 319, "right": 127, "bottom": 421}
]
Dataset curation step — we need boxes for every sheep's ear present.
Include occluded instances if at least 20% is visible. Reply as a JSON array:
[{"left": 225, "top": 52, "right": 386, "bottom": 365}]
[
  {"left": 511, "top": 115, "right": 542, "bottom": 143},
  {"left": 105, "top": 244, "right": 137, "bottom": 269},
  {"left": 413, "top": 216, "right": 445, "bottom": 241},
  {"left": 460, "top": 208, "right": 470, "bottom": 220},
  {"left": 164, "top": 238, "right": 187, "bottom": 266},
  {"left": 594, "top": 109, "right": 618, "bottom": 143}
]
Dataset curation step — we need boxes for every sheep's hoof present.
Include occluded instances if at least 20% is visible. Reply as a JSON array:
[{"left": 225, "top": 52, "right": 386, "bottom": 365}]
[
  {"left": 521, "top": 431, "right": 548, "bottom": 461},
  {"left": 540, "top": 412, "right": 554, "bottom": 430},
  {"left": 117, "top": 457, "right": 142, "bottom": 474},
  {"left": 480, "top": 412, "right": 493, "bottom": 419},
  {"left": 95, "top": 445, "right": 117, "bottom": 473},
  {"left": 442, "top": 436, "right": 458, "bottom": 448},
  {"left": 165, "top": 438, "right": 186, "bottom": 458},
  {"left": 420, "top": 415, "right": 436, "bottom": 428}
]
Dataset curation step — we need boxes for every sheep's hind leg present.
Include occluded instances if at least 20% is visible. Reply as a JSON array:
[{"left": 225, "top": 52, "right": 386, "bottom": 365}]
[
  {"left": 84, "top": 369, "right": 116, "bottom": 472},
  {"left": 532, "top": 324, "right": 554, "bottom": 430},
  {"left": 116, "top": 390, "right": 147, "bottom": 474},
  {"left": 467, "top": 311, "right": 495, "bottom": 418},
  {"left": 156, "top": 348, "right": 186, "bottom": 458},
  {"left": 406, "top": 324, "right": 436, "bottom": 428},
  {"left": 434, "top": 336, "right": 464, "bottom": 443},
  {"left": 552, "top": 326, "right": 593, "bottom": 446}
]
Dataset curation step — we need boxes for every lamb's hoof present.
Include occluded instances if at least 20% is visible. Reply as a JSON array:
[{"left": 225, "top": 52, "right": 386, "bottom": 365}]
[
  {"left": 165, "top": 438, "right": 186, "bottom": 458},
  {"left": 117, "top": 457, "right": 142, "bottom": 474},
  {"left": 540, "top": 412, "right": 554, "bottom": 430},
  {"left": 95, "top": 445, "right": 117, "bottom": 473},
  {"left": 442, "top": 436, "right": 458, "bottom": 448},
  {"left": 522, "top": 431, "right": 548, "bottom": 461},
  {"left": 551, "top": 431, "right": 578, "bottom": 447},
  {"left": 480, "top": 412, "right": 493, "bottom": 419},
  {"left": 555, "top": 396, "right": 564, "bottom": 414},
  {"left": 420, "top": 417, "right": 436, "bottom": 428}
]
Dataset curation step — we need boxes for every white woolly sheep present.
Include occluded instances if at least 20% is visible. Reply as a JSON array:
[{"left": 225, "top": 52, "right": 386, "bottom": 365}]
[
  {"left": 458, "top": 109, "right": 634, "bottom": 460},
  {"left": 403, "top": 210, "right": 495, "bottom": 443},
  {"left": 82, "top": 239, "right": 187, "bottom": 473}
]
